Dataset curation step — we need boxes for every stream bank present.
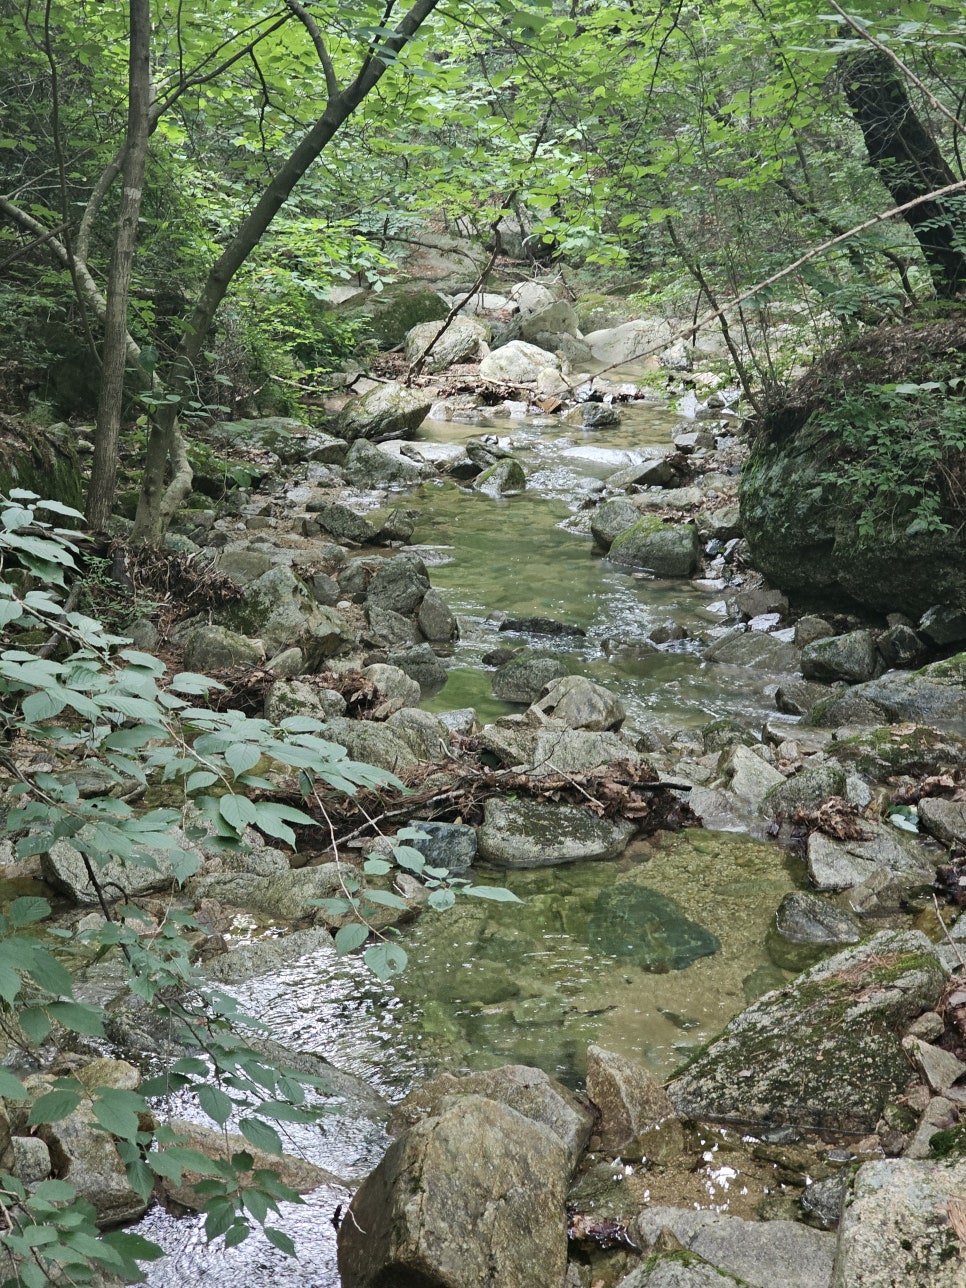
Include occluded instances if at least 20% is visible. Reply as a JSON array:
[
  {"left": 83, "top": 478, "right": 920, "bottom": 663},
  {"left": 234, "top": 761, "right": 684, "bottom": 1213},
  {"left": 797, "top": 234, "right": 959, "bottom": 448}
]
[{"left": 4, "top": 277, "right": 966, "bottom": 1286}]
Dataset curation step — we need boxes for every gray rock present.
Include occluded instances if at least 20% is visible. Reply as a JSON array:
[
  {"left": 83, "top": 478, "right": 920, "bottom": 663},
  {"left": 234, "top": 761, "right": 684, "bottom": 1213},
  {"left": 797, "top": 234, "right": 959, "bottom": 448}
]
[
  {"left": 571, "top": 400, "right": 622, "bottom": 428},
  {"left": 519, "top": 300, "right": 579, "bottom": 340},
  {"left": 919, "top": 604, "right": 966, "bottom": 645},
  {"left": 902, "top": 1036, "right": 966, "bottom": 1094},
  {"left": 41, "top": 833, "right": 194, "bottom": 906},
  {"left": 705, "top": 630, "right": 800, "bottom": 672},
  {"left": 903, "top": 1094, "right": 958, "bottom": 1160},
  {"left": 367, "top": 604, "right": 421, "bottom": 646},
  {"left": 405, "top": 821, "right": 477, "bottom": 874},
  {"left": 584, "top": 319, "right": 675, "bottom": 366},
  {"left": 417, "top": 588, "right": 457, "bottom": 641},
  {"left": 404, "top": 316, "right": 489, "bottom": 372},
  {"left": 918, "top": 796, "right": 966, "bottom": 845},
  {"left": 477, "top": 797, "right": 635, "bottom": 867},
  {"left": 832, "top": 1158, "right": 966, "bottom": 1286},
  {"left": 531, "top": 727, "right": 638, "bottom": 775},
  {"left": 632, "top": 1207, "right": 835, "bottom": 1288},
  {"left": 314, "top": 502, "right": 378, "bottom": 545},
  {"left": 835, "top": 653, "right": 965, "bottom": 726},
  {"left": 386, "top": 643, "right": 447, "bottom": 694},
  {"left": 492, "top": 654, "right": 567, "bottom": 704},
  {"left": 190, "top": 863, "right": 344, "bottom": 921},
  {"left": 388, "top": 1065, "right": 592, "bottom": 1171},
  {"left": 474, "top": 457, "right": 527, "bottom": 494},
  {"left": 343, "top": 438, "right": 426, "bottom": 489},
  {"left": 802, "top": 630, "right": 878, "bottom": 684},
  {"left": 385, "top": 708, "right": 450, "bottom": 762},
  {"left": 763, "top": 763, "right": 847, "bottom": 816},
  {"left": 264, "top": 679, "right": 346, "bottom": 723},
  {"left": 479, "top": 340, "right": 563, "bottom": 384},
  {"left": 608, "top": 517, "right": 700, "bottom": 577},
  {"left": 776, "top": 678, "right": 835, "bottom": 716},
  {"left": 203, "top": 926, "right": 335, "bottom": 983},
  {"left": 809, "top": 692, "right": 890, "bottom": 729},
  {"left": 718, "top": 744, "right": 786, "bottom": 810},
  {"left": 337, "top": 380, "right": 432, "bottom": 441},
  {"left": 181, "top": 624, "right": 264, "bottom": 671},
  {"left": 613, "top": 459, "right": 679, "bottom": 492},
  {"left": 478, "top": 717, "right": 542, "bottom": 768},
  {"left": 591, "top": 495, "right": 643, "bottom": 549},
  {"left": 308, "top": 572, "right": 341, "bottom": 606},
  {"left": 530, "top": 674, "right": 626, "bottom": 731},
  {"left": 320, "top": 716, "right": 419, "bottom": 773},
  {"left": 801, "top": 1173, "right": 849, "bottom": 1230},
  {"left": 794, "top": 615, "right": 835, "bottom": 647},
  {"left": 366, "top": 553, "right": 430, "bottom": 616},
  {"left": 265, "top": 645, "right": 303, "bottom": 676},
  {"left": 363, "top": 663, "right": 421, "bottom": 715},
  {"left": 876, "top": 623, "right": 925, "bottom": 669},
  {"left": 226, "top": 565, "right": 354, "bottom": 663},
  {"left": 774, "top": 891, "right": 862, "bottom": 946},
  {"left": 829, "top": 724, "right": 966, "bottom": 780},
  {"left": 617, "top": 1261, "right": 743, "bottom": 1288},
  {"left": 509, "top": 281, "right": 556, "bottom": 314},
  {"left": 807, "top": 819, "right": 935, "bottom": 891},
  {"left": 586, "top": 1044, "right": 677, "bottom": 1156},
  {"left": 668, "top": 931, "right": 947, "bottom": 1133},
  {"left": 11, "top": 1135, "right": 50, "bottom": 1185},
  {"left": 338, "top": 1095, "right": 569, "bottom": 1288}
]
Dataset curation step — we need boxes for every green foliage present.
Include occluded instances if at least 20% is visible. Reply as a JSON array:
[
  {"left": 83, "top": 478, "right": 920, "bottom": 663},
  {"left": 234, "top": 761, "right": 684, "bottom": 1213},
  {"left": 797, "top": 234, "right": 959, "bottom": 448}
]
[
  {"left": 0, "top": 489, "right": 516, "bottom": 1279},
  {"left": 814, "top": 377, "right": 966, "bottom": 544}
]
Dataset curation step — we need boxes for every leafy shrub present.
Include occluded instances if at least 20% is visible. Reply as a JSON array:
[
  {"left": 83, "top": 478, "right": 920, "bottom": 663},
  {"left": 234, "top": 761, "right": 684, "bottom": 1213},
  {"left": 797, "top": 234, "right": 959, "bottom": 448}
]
[
  {"left": 814, "top": 377, "right": 966, "bottom": 544},
  {"left": 0, "top": 490, "right": 514, "bottom": 1281}
]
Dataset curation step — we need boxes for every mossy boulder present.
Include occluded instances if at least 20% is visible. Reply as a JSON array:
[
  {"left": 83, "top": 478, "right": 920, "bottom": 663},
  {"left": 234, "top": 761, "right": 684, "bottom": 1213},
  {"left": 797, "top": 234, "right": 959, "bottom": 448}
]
[
  {"left": 608, "top": 516, "right": 700, "bottom": 577},
  {"left": 337, "top": 381, "right": 432, "bottom": 442},
  {"left": 830, "top": 724, "right": 966, "bottom": 779},
  {"left": 739, "top": 319, "right": 966, "bottom": 616},
  {"left": 832, "top": 653, "right": 965, "bottom": 725},
  {"left": 668, "top": 930, "right": 947, "bottom": 1133},
  {"left": 0, "top": 416, "right": 83, "bottom": 512}
]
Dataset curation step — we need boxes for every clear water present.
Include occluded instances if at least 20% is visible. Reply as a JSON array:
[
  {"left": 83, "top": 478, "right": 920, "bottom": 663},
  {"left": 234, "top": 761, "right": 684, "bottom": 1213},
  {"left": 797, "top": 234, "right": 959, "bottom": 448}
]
[{"left": 146, "top": 401, "right": 802, "bottom": 1285}]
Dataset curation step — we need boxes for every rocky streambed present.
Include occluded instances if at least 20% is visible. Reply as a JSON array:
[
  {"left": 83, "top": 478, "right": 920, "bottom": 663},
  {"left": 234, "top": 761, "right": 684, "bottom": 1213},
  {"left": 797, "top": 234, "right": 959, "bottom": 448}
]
[{"left": 7, "top": 282, "right": 966, "bottom": 1287}]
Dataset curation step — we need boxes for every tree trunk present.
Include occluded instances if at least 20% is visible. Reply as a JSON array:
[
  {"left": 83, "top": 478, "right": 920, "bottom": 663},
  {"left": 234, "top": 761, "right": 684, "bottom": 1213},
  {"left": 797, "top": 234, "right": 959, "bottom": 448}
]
[
  {"left": 86, "top": 0, "right": 152, "bottom": 533},
  {"left": 131, "top": 0, "right": 441, "bottom": 545},
  {"left": 843, "top": 49, "right": 966, "bottom": 299}
]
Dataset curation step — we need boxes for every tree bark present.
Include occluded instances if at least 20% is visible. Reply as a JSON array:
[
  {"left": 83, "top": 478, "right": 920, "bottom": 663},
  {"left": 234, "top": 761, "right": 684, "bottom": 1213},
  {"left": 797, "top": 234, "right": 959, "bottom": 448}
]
[
  {"left": 86, "top": 0, "right": 152, "bottom": 533},
  {"left": 131, "top": 0, "right": 441, "bottom": 545},
  {"left": 843, "top": 49, "right": 966, "bottom": 299}
]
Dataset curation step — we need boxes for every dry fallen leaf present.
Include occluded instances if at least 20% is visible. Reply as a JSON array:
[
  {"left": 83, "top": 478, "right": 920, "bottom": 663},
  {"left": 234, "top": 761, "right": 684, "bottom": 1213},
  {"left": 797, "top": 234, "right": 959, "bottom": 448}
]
[{"left": 948, "top": 1196, "right": 966, "bottom": 1245}]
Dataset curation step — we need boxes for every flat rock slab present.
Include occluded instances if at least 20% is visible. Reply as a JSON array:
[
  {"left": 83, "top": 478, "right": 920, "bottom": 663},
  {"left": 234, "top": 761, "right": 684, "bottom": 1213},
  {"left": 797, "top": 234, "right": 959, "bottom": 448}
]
[
  {"left": 477, "top": 797, "right": 635, "bottom": 867},
  {"left": 667, "top": 931, "right": 946, "bottom": 1134},
  {"left": 631, "top": 1207, "right": 835, "bottom": 1288},
  {"left": 832, "top": 1158, "right": 966, "bottom": 1286},
  {"left": 807, "top": 819, "right": 935, "bottom": 892}
]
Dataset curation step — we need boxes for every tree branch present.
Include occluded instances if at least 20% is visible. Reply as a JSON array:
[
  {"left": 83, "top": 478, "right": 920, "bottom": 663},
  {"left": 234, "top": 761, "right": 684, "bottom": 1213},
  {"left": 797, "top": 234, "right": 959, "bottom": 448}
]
[{"left": 284, "top": 0, "right": 339, "bottom": 100}]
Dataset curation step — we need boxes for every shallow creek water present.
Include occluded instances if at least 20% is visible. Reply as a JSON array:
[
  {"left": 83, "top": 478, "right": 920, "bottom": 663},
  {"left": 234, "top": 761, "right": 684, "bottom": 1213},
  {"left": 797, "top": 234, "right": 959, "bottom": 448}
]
[{"left": 145, "top": 401, "right": 806, "bottom": 1284}]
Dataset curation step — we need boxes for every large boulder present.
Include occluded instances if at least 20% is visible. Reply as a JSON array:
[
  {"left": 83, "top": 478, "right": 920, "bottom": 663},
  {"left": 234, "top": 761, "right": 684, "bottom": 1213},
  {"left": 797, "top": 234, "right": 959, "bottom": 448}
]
[
  {"left": 608, "top": 516, "right": 700, "bottom": 577},
  {"left": 530, "top": 674, "right": 626, "bottom": 731},
  {"left": 404, "top": 316, "right": 489, "bottom": 372},
  {"left": 492, "top": 654, "right": 567, "bottom": 703},
  {"left": 832, "top": 652, "right": 965, "bottom": 726},
  {"left": 181, "top": 623, "right": 264, "bottom": 671},
  {"left": 41, "top": 832, "right": 196, "bottom": 906},
  {"left": 806, "top": 818, "right": 935, "bottom": 891},
  {"left": 225, "top": 565, "right": 355, "bottom": 664},
  {"left": 343, "top": 438, "right": 426, "bottom": 489},
  {"left": 591, "top": 496, "right": 644, "bottom": 549},
  {"left": 337, "top": 1095, "right": 570, "bottom": 1288},
  {"left": 519, "top": 301, "right": 579, "bottom": 341},
  {"left": 388, "top": 1065, "right": 593, "bottom": 1171},
  {"left": 366, "top": 554, "right": 430, "bottom": 615},
  {"left": 338, "top": 381, "right": 432, "bottom": 442},
  {"left": 583, "top": 319, "right": 675, "bottom": 366},
  {"left": 667, "top": 931, "right": 947, "bottom": 1133},
  {"left": 739, "top": 320, "right": 966, "bottom": 616},
  {"left": 473, "top": 457, "right": 527, "bottom": 494},
  {"left": 351, "top": 285, "right": 448, "bottom": 348},
  {"left": 477, "top": 797, "right": 635, "bottom": 866},
  {"left": 832, "top": 1158, "right": 966, "bottom": 1287},
  {"left": 801, "top": 630, "right": 878, "bottom": 684},
  {"left": 530, "top": 727, "right": 638, "bottom": 775},
  {"left": 479, "top": 340, "right": 563, "bottom": 384}
]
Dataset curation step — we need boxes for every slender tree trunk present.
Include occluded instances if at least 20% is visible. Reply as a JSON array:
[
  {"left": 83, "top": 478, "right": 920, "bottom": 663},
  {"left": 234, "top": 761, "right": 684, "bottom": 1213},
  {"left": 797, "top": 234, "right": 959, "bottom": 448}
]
[
  {"left": 131, "top": 0, "right": 441, "bottom": 545},
  {"left": 86, "top": 0, "right": 152, "bottom": 533},
  {"left": 843, "top": 49, "right": 966, "bottom": 299}
]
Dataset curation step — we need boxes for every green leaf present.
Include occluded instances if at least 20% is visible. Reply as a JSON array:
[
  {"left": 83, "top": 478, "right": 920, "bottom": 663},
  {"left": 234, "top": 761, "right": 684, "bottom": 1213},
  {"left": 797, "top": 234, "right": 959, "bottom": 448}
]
[
  {"left": 264, "top": 1227, "right": 297, "bottom": 1257},
  {"left": 465, "top": 885, "right": 523, "bottom": 902},
  {"left": 225, "top": 743, "right": 261, "bottom": 776},
  {"left": 93, "top": 1088, "right": 146, "bottom": 1140},
  {"left": 363, "top": 857, "right": 392, "bottom": 876},
  {"left": 219, "top": 793, "right": 258, "bottom": 832},
  {"left": 197, "top": 1083, "right": 235, "bottom": 1126},
  {"left": 28, "top": 1087, "right": 82, "bottom": 1124},
  {"left": 427, "top": 888, "right": 456, "bottom": 911},
  {"left": 364, "top": 942, "right": 408, "bottom": 979},
  {"left": 8, "top": 896, "right": 51, "bottom": 927},
  {"left": 0, "top": 1067, "right": 27, "bottom": 1099},
  {"left": 239, "top": 1117, "right": 283, "bottom": 1155},
  {"left": 47, "top": 1001, "right": 106, "bottom": 1037},
  {"left": 334, "top": 923, "right": 369, "bottom": 954}
]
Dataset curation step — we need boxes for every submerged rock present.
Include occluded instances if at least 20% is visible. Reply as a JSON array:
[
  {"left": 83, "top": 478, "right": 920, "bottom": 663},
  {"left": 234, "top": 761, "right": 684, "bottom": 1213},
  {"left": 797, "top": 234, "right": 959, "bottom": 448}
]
[
  {"left": 477, "top": 797, "right": 635, "bottom": 867},
  {"left": 588, "top": 883, "right": 720, "bottom": 973},
  {"left": 338, "top": 1095, "right": 569, "bottom": 1288},
  {"left": 668, "top": 930, "right": 947, "bottom": 1133}
]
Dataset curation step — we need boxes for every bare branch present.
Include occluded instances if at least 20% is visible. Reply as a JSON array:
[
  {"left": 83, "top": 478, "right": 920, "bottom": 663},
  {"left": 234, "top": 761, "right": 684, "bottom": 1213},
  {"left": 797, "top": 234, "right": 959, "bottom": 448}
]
[{"left": 284, "top": 0, "right": 339, "bottom": 100}]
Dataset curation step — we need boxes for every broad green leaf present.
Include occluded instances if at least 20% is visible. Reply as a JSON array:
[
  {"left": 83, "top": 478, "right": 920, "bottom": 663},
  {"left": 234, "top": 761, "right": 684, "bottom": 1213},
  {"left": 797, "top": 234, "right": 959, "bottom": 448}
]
[
  {"left": 334, "top": 923, "right": 368, "bottom": 954},
  {"left": 47, "top": 1001, "right": 106, "bottom": 1037},
  {"left": 28, "top": 1087, "right": 82, "bottom": 1124},
  {"left": 264, "top": 1227, "right": 297, "bottom": 1257},
  {"left": 7, "top": 896, "right": 50, "bottom": 927},
  {"left": 239, "top": 1117, "right": 283, "bottom": 1155},
  {"left": 197, "top": 1083, "right": 235, "bottom": 1126},
  {"left": 92, "top": 1088, "right": 146, "bottom": 1140},
  {"left": 464, "top": 885, "right": 524, "bottom": 903},
  {"left": 427, "top": 888, "right": 456, "bottom": 911},
  {"left": 0, "top": 1067, "right": 27, "bottom": 1099}
]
